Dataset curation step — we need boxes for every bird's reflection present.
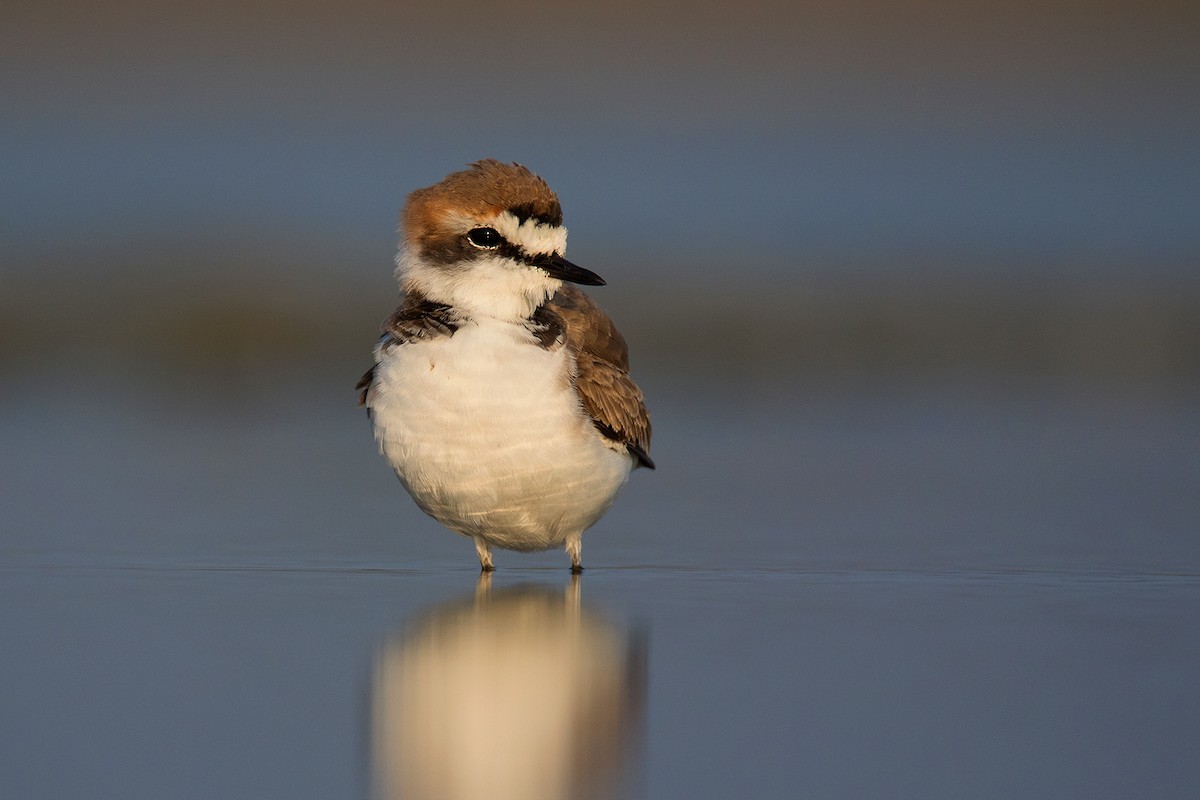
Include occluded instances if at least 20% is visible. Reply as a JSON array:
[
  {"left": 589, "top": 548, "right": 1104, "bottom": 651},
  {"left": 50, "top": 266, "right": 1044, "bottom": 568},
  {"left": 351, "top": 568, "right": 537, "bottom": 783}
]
[{"left": 372, "top": 575, "right": 645, "bottom": 800}]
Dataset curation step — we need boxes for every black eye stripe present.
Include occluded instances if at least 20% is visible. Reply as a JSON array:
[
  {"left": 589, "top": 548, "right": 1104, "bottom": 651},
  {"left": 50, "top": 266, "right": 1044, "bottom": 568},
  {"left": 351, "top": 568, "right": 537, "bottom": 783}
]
[
  {"left": 462, "top": 227, "right": 564, "bottom": 270},
  {"left": 490, "top": 240, "right": 565, "bottom": 271},
  {"left": 496, "top": 240, "right": 537, "bottom": 266},
  {"left": 441, "top": 223, "right": 569, "bottom": 275}
]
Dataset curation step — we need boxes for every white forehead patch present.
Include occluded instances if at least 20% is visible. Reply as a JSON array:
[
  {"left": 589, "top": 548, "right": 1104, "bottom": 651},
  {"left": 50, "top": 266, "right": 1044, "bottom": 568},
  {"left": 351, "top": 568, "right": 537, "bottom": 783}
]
[{"left": 491, "top": 211, "right": 568, "bottom": 257}]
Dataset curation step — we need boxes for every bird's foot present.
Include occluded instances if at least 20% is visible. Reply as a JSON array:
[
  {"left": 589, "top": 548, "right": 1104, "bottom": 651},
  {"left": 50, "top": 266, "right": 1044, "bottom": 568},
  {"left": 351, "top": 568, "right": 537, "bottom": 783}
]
[{"left": 565, "top": 535, "right": 583, "bottom": 574}]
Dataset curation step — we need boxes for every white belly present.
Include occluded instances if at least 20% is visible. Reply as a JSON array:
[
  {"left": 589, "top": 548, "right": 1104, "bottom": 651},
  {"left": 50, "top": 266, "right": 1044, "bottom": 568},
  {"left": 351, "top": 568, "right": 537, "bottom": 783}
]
[{"left": 368, "top": 320, "right": 633, "bottom": 551}]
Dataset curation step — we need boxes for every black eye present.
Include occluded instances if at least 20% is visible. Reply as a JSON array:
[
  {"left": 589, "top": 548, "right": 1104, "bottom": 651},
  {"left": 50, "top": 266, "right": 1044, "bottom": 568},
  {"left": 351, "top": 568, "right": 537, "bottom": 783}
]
[{"left": 466, "top": 227, "right": 502, "bottom": 249}]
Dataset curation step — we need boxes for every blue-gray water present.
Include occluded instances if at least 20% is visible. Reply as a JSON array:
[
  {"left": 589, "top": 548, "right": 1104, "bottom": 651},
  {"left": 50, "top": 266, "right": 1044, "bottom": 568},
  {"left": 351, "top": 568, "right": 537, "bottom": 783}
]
[{"left": 2, "top": 369, "right": 1197, "bottom": 798}]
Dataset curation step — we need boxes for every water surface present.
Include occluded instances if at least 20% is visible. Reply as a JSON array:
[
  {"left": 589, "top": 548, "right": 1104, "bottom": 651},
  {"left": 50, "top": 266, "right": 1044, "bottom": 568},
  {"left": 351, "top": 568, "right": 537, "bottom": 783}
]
[{"left": 2, "top": 371, "right": 1197, "bottom": 798}]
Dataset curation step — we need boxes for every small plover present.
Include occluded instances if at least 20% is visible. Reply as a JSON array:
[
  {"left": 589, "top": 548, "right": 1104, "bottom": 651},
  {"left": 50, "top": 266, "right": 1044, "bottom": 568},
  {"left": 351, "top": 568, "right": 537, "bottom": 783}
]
[{"left": 358, "top": 160, "right": 653, "bottom": 572}]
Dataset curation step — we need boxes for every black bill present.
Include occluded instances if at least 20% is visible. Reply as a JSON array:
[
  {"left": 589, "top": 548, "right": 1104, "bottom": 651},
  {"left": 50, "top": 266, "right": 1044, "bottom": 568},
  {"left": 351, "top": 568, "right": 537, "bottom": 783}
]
[{"left": 530, "top": 253, "right": 606, "bottom": 286}]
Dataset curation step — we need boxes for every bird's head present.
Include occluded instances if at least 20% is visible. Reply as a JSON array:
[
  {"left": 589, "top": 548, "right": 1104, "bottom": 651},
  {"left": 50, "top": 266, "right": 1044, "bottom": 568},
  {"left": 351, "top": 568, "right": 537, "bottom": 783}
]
[{"left": 397, "top": 160, "right": 604, "bottom": 319}]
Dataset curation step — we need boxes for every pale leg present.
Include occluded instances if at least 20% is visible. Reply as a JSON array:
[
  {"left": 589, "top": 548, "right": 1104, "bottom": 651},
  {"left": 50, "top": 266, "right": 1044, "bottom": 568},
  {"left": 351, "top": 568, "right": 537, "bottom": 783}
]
[{"left": 473, "top": 537, "right": 495, "bottom": 572}]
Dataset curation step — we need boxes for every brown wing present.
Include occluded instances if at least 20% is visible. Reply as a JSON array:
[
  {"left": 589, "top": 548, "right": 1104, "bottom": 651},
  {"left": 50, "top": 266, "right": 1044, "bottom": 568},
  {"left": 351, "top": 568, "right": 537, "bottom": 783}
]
[
  {"left": 548, "top": 286, "right": 654, "bottom": 469},
  {"left": 356, "top": 294, "right": 459, "bottom": 407}
]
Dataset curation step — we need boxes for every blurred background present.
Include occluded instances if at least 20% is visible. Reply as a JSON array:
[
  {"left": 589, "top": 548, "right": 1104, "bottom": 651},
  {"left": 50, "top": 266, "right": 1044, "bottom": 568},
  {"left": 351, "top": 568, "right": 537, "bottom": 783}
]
[
  {"left": 3, "top": 2, "right": 1199, "bottom": 798},
  {"left": 3, "top": 0, "right": 1198, "bottom": 388}
]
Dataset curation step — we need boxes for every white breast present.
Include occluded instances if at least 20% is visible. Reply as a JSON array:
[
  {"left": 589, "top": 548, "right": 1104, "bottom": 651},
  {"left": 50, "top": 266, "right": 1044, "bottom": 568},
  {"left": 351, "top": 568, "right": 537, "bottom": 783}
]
[{"left": 368, "top": 319, "right": 633, "bottom": 551}]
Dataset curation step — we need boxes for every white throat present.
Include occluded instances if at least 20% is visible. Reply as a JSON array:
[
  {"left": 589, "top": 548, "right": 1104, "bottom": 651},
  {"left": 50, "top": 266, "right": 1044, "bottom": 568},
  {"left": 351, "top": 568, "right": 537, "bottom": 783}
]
[
  {"left": 396, "top": 211, "right": 571, "bottom": 321},
  {"left": 398, "top": 249, "right": 562, "bottom": 320}
]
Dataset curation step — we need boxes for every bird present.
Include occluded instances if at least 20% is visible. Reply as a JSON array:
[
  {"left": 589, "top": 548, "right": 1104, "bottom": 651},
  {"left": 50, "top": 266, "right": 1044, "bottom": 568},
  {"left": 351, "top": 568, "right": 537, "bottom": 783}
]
[{"left": 358, "top": 160, "right": 653, "bottom": 573}]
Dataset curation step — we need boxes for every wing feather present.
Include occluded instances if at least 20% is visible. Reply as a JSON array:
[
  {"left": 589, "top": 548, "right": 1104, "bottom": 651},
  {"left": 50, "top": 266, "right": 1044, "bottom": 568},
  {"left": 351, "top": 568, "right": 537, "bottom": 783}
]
[{"left": 548, "top": 286, "right": 654, "bottom": 469}]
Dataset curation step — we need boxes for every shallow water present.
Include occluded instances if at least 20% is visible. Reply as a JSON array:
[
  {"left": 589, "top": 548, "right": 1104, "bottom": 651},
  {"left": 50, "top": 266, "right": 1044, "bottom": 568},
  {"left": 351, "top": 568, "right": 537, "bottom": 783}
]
[{"left": 2, "top": 370, "right": 1198, "bottom": 798}]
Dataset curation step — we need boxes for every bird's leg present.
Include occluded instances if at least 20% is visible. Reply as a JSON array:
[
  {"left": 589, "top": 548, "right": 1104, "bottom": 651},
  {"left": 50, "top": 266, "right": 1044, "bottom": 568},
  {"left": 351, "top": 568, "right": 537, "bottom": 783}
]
[
  {"left": 474, "top": 537, "right": 495, "bottom": 572},
  {"left": 565, "top": 535, "right": 583, "bottom": 574}
]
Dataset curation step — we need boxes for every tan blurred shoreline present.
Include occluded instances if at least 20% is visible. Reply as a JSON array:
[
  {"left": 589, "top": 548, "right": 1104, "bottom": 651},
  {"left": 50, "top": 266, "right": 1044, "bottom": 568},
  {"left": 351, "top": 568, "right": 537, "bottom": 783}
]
[{"left": 4, "top": 255, "right": 1196, "bottom": 387}]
